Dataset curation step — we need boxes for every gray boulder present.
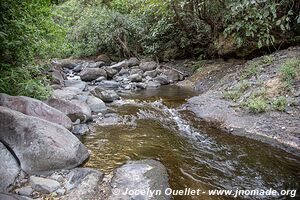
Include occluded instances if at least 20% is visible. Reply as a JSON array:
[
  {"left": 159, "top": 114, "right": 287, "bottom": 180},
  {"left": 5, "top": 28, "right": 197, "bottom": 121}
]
[
  {"left": 96, "top": 80, "right": 119, "bottom": 90},
  {"left": 72, "top": 124, "right": 90, "bottom": 136},
  {"left": 52, "top": 88, "right": 79, "bottom": 101},
  {"left": 110, "top": 61, "right": 128, "bottom": 71},
  {"left": 64, "top": 80, "right": 87, "bottom": 91},
  {"left": 0, "top": 193, "right": 30, "bottom": 200},
  {"left": 62, "top": 168, "right": 104, "bottom": 200},
  {"left": 86, "top": 96, "right": 107, "bottom": 113},
  {"left": 30, "top": 176, "right": 60, "bottom": 194},
  {"left": 127, "top": 57, "right": 140, "bottom": 67},
  {"left": 118, "top": 68, "right": 130, "bottom": 76},
  {"left": 144, "top": 69, "right": 158, "bottom": 78},
  {"left": 162, "top": 70, "right": 180, "bottom": 82},
  {"left": 104, "top": 67, "right": 119, "bottom": 79},
  {"left": 139, "top": 61, "right": 158, "bottom": 72},
  {"left": 0, "top": 93, "right": 72, "bottom": 130},
  {"left": 88, "top": 61, "right": 105, "bottom": 68},
  {"left": 91, "top": 87, "right": 120, "bottom": 103},
  {"left": 0, "top": 106, "right": 89, "bottom": 174},
  {"left": 80, "top": 68, "right": 107, "bottom": 81},
  {"left": 154, "top": 75, "right": 170, "bottom": 85},
  {"left": 15, "top": 186, "right": 33, "bottom": 196},
  {"left": 50, "top": 69, "right": 64, "bottom": 85},
  {"left": 0, "top": 142, "right": 20, "bottom": 192},
  {"left": 109, "top": 160, "right": 170, "bottom": 200},
  {"left": 47, "top": 98, "right": 91, "bottom": 123},
  {"left": 129, "top": 73, "right": 142, "bottom": 82},
  {"left": 54, "top": 59, "right": 80, "bottom": 69}
]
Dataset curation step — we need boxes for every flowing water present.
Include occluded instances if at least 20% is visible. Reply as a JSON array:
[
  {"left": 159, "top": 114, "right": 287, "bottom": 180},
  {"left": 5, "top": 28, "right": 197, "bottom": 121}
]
[{"left": 82, "top": 86, "right": 300, "bottom": 200}]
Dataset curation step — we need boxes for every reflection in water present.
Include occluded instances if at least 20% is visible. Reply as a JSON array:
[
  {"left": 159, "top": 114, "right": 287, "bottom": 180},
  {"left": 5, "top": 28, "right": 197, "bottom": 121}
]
[{"left": 82, "top": 86, "right": 300, "bottom": 200}]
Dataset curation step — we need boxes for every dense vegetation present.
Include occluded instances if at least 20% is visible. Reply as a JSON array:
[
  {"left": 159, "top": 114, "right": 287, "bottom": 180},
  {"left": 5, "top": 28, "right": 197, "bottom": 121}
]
[{"left": 1, "top": 0, "right": 300, "bottom": 99}]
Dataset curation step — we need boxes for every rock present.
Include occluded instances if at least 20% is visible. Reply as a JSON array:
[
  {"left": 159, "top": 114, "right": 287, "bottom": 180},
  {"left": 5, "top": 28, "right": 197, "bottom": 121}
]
[
  {"left": 95, "top": 54, "right": 110, "bottom": 64},
  {"left": 154, "top": 75, "right": 169, "bottom": 85},
  {"left": 0, "top": 193, "right": 31, "bottom": 200},
  {"left": 0, "top": 106, "right": 89, "bottom": 174},
  {"left": 110, "top": 61, "right": 128, "bottom": 71},
  {"left": 130, "top": 68, "right": 143, "bottom": 75},
  {"left": 0, "top": 142, "right": 20, "bottom": 192},
  {"left": 96, "top": 80, "right": 119, "bottom": 90},
  {"left": 129, "top": 73, "right": 143, "bottom": 82},
  {"left": 72, "top": 124, "right": 90, "bottom": 135},
  {"left": 118, "top": 68, "right": 129, "bottom": 76},
  {"left": 109, "top": 160, "right": 170, "bottom": 200},
  {"left": 95, "top": 113, "right": 123, "bottom": 126},
  {"left": 104, "top": 67, "right": 119, "bottom": 79},
  {"left": 56, "top": 188, "right": 66, "bottom": 195},
  {"left": 162, "top": 70, "right": 180, "bottom": 82},
  {"left": 52, "top": 88, "right": 79, "bottom": 101},
  {"left": 91, "top": 87, "right": 120, "bottom": 103},
  {"left": 144, "top": 69, "right": 158, "bottom": 78},
  {"left": 54, "top": 59, "right": 80, "bottom": 69},
  {"left": 0, "top": 93, "right": 72, "bottom": 130},
  {"left": 62, "top": 168, "right": 104, "bottom": 200},
  {"left": 127, "top": 57, "right": 139, "bottom": 67},
  {"left": 80, "top": 68, "right": 107, "bottom": 82},
  {"left": 47, "top": 98, "right": 91, "bottom": 123},
  {"left": 95, "top": 76, "right": 106, "bottom": 83},
  {"left": 88, "top": 61, "right": 105, "bottom": 68},
  {"left": 139, "top": 61, "right": 158, "bottom": 72},
  {"left": 136, "top": 83, "right": 146, "bottom": 89},
  {"left": 86, "top": 96, "right": 107, "bottom": 113},
  {"left": 64, "top": 80, "right": 87, "bottom": 91},
  {"left": 30, "top": 176, "right": 60, "bottom": 194},
  {"left": 16, "top": 186, "right": 33, "bottom": 196},
  {"left": 50, "top": 173, "right": 64, "bottom": 182},
  {"left": 51, "top": 69, "right": 64, "bottom": 85},
  {"left": 147, "top": 81, "right": 161, "bottom": 88},
  {"left": 73, "top": 64, "right": 84, "bottom": 73}
]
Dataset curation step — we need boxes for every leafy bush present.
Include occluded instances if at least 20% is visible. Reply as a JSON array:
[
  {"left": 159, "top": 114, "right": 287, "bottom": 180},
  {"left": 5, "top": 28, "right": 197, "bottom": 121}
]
[
  {"left": 246, "top": 97, "right": 268, "bottom": 113},
  {"left": 272, "top": 96, "right": 288, "bottom": 111}
]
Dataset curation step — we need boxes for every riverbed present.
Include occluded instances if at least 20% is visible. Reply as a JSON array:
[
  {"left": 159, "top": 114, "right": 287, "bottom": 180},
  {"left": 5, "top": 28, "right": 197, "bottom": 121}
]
[{"left": 82, "top": 85, "right": 300, "bottom": 200}]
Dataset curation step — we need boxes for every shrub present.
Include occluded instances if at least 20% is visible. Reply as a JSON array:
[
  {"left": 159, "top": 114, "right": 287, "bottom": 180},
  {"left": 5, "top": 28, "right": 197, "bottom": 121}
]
[
  {"left": 246, "top": 97, "right": 268, "bottom": 113},
  {"left": 281, "top": 58, "right": 300, "bottom": 89},
  {"left": 272, "top": 96, "right": 288, "bottom": 111}
]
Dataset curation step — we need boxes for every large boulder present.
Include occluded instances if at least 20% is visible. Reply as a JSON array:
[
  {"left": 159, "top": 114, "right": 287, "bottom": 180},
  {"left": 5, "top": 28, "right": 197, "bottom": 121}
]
[
  {"left": 139, "top": 61, "right": 158, "bottom": 72},
  {"left": 96, "top": 80, "right": 119, "bottom": 90},
  {"left": 91, "top": 87, "right": 120, "bottom": 103},
  {"left": 62, "top": 168, "right": 104, "bottom": 200},
  {"left": 53, "top": 59, "right": 81, "bottom": 69},
  {"left": 47, "top": 98, "right": 92, "bottom": 123},
  {"left": 86, "top": 96, "right": 107, "bottom": 113},
  {"left": 0, "top": 193, "right": 30, "bottom": 200},
  {"left": 0, "top": 93, "right": 72, "bottom": 130},
  {"left": 0, "top": 142, "right": 20, "bottom": 192},
  {"left": 129, "top": 73, "right": 142, "bottom": 82},
  {"left": 127, "top": 57, "right": 140, "bottom": 67},
  {"left": 80, "top": 68, "right": 107, "bottom": 81},
  {"left": 95, "top": 54, "right": 111, "bottom": 64},
  {"left": 110, "top": 61, "right": 128, "bottom": 71},
  {"left": 109, "top": 160, "right": 170, "bottom": 200},
  {"left": 64, "top": 80, "right": 87, "bottom": 91},
  {"left": 30, "top": 176, "right": 60, "bottom": 194},
  {"left": 104, "top": 67, "right": 119, "bottom": 79},
  {"left": 0, "top": 107, "right": 90, "bottom": 175}
]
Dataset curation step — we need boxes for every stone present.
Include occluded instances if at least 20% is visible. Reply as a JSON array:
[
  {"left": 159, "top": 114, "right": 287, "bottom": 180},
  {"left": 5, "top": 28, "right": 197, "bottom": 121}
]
[
  {"left": 95, "top": 76, "right": 106, "bottom": 82},
  {"left": 16, "top": 186, "right": 33, "bottom": 196},
  {"left": 118, "top": 68, "right": 129, "bottom": 76},
  {"left": 127, "top": 57, "right": 140, "bottom": 67},
  {"left": 86, "top": 96, "right": 107, "bottom": 113},
  {"left": 72, "top": 124, "right": 90, "bottom": 135},
  {"left": 110, "top": 60, "right": 128, "bottom": 71},
  {"left": 109, "top": 160, "right": 170, "bottom": 200},
  {"left": 47, "top": 98, "right": 92, "bottom": 123},
  {"left": 0, "top": 107, "right": 89, "bottom": 174},
  {"left": 162, "top": 70, "right": 180, "bottom": 82},
  {"left": 0, "top": 193, "right": 31, "bottom": 200},
  {"left": 0, "top": 142, "right": 20, "bottom": 192},
  {"left": 104, "top": 67, "right": 119, "bottom": 79},
  {"left": 154, "top": 75, "right": 169, "bottom": 85},
  {"left": 91, "top": 87, "right": 120, "bottom": 103},
  {"left": 30, "top": 176, "right": 60, "bottom": 194},
  {"left": 95, "top": 54, "right": 110, "bottom": 64},
  {"left": 88, "top": 61, "right": 105, "bottom": 68},
  {"left": 52, "top": 88, "right": 79, "bottom": 101},
  {"left": 130, "top": 68, "right": 143, "bottom": 75},
  {"left": 96, "top": 80, "right": 119, "bottom": 90},
  {"left": 147, "top": 81, "right": 161, "bottom": 88},
  {"left": 53, "top": 59, "right": 81, "bottom": 69},
  {"left": 144, "top": 69, "right": 158, "bottom": 78},
  {"left": 64, "top": 80, "right": 87, "bottom": 91},
  {"left": 51, "top": 69, "right": 64, "bottom": 85},
  {"left": 62, "top": 168, "right": 104, "bottom": 200},
  {"left": 0, "top": 93, "right": 72, "bottom": 130},
  {"left": 80, "top": 68, "right": 107, "bottom": 81},
  {"left": 139, "top": 61, "right": 158, "bottom": 72},
  {"left": 129, "top": 74, "right": 142, "bottom": 82},
  {"left": 56, "top": 188, "right": 66, "bottom": 195}
]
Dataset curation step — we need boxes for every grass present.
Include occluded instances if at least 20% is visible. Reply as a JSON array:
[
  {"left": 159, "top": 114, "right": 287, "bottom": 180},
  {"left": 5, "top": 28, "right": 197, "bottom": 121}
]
[
  {"left": 280, "top": 58, "right": 300, "bottom": 90},
  {"left": 223, "top": 81, "right": 250, "bottom": 101},
  {"left": 245, "top": 97, "right": 268, "bottom": 113},
  {"left": 272, "top": 96, "right": 288, "bottom": 111},
  {"left": 241, "top": 61, "right": 262, "bottom": 79}
]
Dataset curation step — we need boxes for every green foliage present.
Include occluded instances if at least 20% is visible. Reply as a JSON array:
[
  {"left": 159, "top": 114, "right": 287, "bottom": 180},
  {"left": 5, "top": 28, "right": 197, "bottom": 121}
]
[
  {"left": 0, "top": 0, "right": 61, "bottom": 99},
  {"left": 280, "top": 58, "right": 300, "bottom": 89},
  {"left": 245, "top": 97, "right": 268, "bottom": 113},
  {"left": 272, "top": 96, "right": 288, "bottom": 111},
  {"left": 223, "top": 81, "right": 250, "bottom": 101},
  {"left": 241, "top": 61, "right": 263, "bottom": 79}
]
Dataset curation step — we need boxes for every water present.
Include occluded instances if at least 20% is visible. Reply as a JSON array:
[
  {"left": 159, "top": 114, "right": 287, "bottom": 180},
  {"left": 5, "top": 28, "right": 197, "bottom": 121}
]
[{"left": 82, "top": 86, "right": 300, "bottom": 199}]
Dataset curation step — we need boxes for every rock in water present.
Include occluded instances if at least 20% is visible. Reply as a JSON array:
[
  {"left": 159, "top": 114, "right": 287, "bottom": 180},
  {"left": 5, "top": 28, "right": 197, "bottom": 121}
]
[
  {"left": 62, "top": 168, "right": 104, "bottom": 200},
  {"left": 0, "top": 142, "right": 20, "bottom": 192},
  {"left": 86, "top": 96, "right": 107, "bottom": 113},
  {"left": 91, "top": 87, "right": 120, "bottom": 103},
  {"left": 30, "top": 176, "right": 60, "bottom": 194},
  {"left": 80, "top": 68, "right": 107, "bottom": 81},
  {"left": 0, "top": 93, "right": 72, "bottom": 130},
  {"left": 0, "top": 106, "right": 89, "bottom": 175},
  {"left": 109, "top": 159, "right": 170, "bottom": 200},
  {"left": 139, "top": 61, "right": 158, "bottom": 72}
]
